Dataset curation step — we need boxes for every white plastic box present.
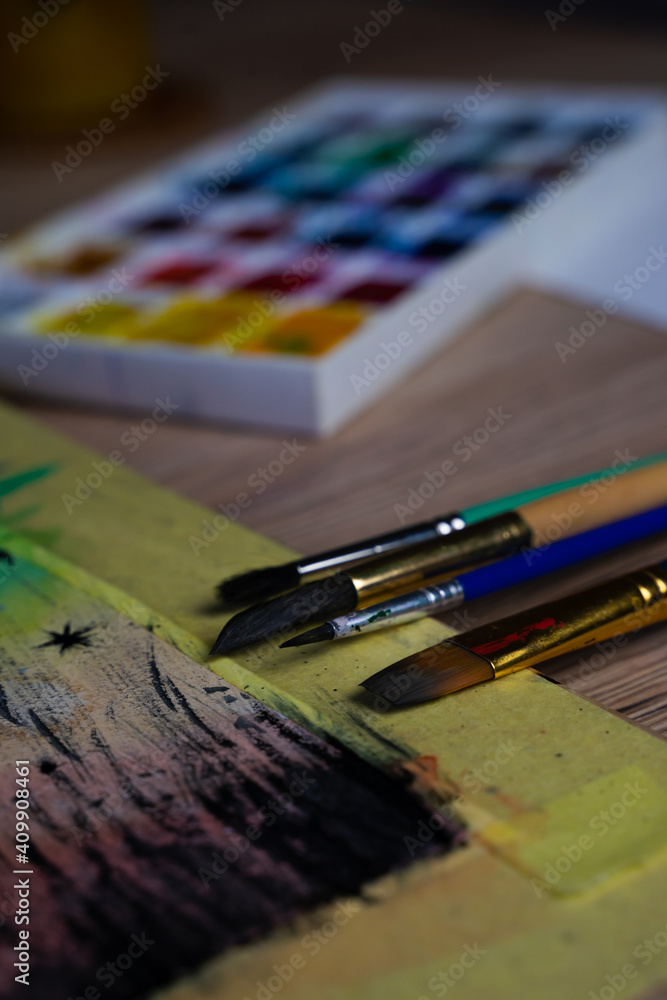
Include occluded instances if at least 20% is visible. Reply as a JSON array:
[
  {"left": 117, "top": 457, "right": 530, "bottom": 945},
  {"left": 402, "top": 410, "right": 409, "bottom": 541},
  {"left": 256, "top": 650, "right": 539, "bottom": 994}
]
[{"left": 0, "top": 78, "right": 665, "bottom": 434}]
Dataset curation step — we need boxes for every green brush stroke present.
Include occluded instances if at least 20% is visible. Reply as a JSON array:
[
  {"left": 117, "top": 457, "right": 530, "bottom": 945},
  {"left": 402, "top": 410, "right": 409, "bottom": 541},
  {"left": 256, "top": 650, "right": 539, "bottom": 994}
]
[
  {"left": 0, "top": 463, "right": 56, "bottom": 499},
  {"left": 464, "top": 450, "right": 667, "bottom": 523},
  {"left": 0, "top": 463, "right": 59, "bottom": 543}
]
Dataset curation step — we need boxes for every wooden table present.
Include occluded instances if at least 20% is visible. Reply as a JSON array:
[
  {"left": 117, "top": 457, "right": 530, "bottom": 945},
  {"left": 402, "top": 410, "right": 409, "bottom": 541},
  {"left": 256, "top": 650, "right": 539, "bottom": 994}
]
[
  {"left": 9, "top": 283, "right": 667, "bottom": 739},
  {"left": 3, "top": 2, "right": 667, "bottom": 716},
  {"left": 4, "top": 5, "right": 667, "bottom": 998},
  {"left": 5, "top": 0, "right": 667, "bottom": 737}
]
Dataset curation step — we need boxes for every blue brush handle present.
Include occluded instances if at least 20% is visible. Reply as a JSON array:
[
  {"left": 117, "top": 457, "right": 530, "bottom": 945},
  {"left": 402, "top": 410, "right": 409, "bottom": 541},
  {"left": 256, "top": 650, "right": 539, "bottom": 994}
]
[{"left": 460, "top": 503, "right": 667, "bottom": 601}]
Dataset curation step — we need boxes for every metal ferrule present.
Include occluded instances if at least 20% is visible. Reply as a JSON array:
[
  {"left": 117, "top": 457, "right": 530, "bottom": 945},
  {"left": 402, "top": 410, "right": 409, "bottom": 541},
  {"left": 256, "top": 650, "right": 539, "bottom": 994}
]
[
  {"left": 333, "top": 579, "right": 466, "bottom": 638},
  {"left": 347, "top": 511, "right": 532, "bottom": 602},
  {"left": 298, "top": 512, "right": 466, "bottom": 576},
  {"left": 435, "top": 515, "right": 467, "bottom": 536},
  {"left": 451, "top": 563, "right": 667, "bottom": 679}
]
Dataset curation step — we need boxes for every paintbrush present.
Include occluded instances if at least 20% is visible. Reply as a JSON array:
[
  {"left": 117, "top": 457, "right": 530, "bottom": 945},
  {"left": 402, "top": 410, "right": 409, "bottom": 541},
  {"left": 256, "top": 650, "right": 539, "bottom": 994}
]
[
  {"left": 217, "top": 452, "right": 667, "bottom": 603},
  {"left": 361, "top": 559, "right": 667, "bottom": 706},
  {"left": 209, "top": 460, "right": 667, "bottom": 655},
  {"left": 281, "top": 502, "right": 667, "bottom": 646}
]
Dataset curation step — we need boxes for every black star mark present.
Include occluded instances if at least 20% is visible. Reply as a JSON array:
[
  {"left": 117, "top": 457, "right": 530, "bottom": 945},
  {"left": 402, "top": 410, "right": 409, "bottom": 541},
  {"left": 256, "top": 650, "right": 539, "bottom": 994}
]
[{"left": 36, "top": 622, "right": 96, "bottom": 655}]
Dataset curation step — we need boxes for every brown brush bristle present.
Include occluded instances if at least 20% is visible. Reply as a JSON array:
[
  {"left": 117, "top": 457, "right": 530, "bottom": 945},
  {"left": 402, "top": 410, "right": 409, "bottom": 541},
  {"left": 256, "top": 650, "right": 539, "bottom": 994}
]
[
  {"left": 210, "top": 574, "right": 358, "bottom": 655},
  {"left": 361, "top": 643, "right": 494, "bottom": 706}
]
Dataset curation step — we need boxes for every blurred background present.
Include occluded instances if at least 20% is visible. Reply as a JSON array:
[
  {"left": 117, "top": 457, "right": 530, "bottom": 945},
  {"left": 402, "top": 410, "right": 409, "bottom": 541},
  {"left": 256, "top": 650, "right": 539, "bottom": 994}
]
[
  {"left": 2, "top": 0, "right": 667, "bottom": 234},
  {"left": 2, "top": 0, "right": 667, "bottom": 558}
]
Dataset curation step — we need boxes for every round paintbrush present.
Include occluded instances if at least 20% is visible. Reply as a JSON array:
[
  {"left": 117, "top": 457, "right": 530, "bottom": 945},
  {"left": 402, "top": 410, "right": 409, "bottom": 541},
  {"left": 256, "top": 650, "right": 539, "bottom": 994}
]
[
  {"left": 209, "top": 460, "right": 667, "bottom": 655},
  {"left": 217, "top": 452, "right": 667, "bottom": 603}
]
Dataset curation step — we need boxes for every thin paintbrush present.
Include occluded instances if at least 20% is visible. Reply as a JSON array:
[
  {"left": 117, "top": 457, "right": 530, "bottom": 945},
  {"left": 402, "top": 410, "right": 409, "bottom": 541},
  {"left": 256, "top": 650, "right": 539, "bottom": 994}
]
[
  {"left": 209, "top": 460, "right": 667, "bottom": 655},
  {"left": 361, "top": 559, "right": 667, "bottom": 706},
  {"left": 282, "top": 502, "right": 667, "bottom": 646},
  {"left": 217, "top": 451, "right": 667, "bottom": 602}
]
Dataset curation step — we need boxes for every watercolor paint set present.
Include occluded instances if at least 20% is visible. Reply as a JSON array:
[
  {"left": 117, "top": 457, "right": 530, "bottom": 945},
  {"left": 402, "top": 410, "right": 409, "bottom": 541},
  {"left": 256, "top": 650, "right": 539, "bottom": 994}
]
[{"left": 0, "top": 78, "right": 665, "bottom": 434}]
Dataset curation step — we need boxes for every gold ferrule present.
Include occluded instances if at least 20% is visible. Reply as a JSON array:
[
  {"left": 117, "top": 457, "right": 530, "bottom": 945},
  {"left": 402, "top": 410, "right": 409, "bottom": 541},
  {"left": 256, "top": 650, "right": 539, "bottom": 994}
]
[
  {"left": 348, "top": 511, "right": 532, "bottom": 601},
  {"left": 452, "top": 563, "right": 667, "bottom": 679}
]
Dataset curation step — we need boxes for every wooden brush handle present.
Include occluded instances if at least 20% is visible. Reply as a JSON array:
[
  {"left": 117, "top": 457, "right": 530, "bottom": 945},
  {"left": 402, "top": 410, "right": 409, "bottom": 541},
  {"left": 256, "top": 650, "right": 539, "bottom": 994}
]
[{"left": 517, "top": 461, "right": 667, "bottom": 543}]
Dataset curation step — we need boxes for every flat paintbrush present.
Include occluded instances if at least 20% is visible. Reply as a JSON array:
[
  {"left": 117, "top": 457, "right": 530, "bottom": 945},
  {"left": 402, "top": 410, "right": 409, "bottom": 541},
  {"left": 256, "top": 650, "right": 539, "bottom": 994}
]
[
  {"left": 217, "top": 452, "right": 667, "bottom": 602},
  {"left": 361, "top": 559, "right": 667, "bottom": 706},
  {"left": 282, "top": 502, "right": 667, "bottom": 646},
  {"left": 209, "top": 460, "right": 667, "bottom": 655}
]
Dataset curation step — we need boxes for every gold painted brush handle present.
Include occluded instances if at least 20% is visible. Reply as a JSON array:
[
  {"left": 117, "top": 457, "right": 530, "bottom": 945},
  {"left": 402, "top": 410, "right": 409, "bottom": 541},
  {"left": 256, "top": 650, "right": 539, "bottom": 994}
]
[
  {"left": 453, "top": 563, "right": 667, "bottom": 678},
  {"left": 349, "top": 511, "right": 531, "bottom": 601},
  {"left": 518, "top": 461, "right": 667, "bottom": 544}
]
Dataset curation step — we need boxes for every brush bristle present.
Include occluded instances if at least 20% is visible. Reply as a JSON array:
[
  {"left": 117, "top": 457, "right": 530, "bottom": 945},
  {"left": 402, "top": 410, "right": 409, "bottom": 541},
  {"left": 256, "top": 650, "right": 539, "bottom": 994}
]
[
  {"left": 217, "top": 563, "right": 301, "bottom": 604},
  {"left": 210, "top": 574, "right": 357, "bottom": 655},
  {"left": 361, "top": 643, "right": 494, "bottom": 706},
  {"left": 280, "top": 622, "right": 336, "bottom": 648}
]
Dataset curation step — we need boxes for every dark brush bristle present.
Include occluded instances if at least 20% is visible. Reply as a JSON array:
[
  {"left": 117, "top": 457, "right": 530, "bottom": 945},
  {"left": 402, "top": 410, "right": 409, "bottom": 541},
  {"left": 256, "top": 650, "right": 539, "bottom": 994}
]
[
  {"left": 280, "top": 622, "right": 336, "bottom": 648},
  {"left": 209, "top": 574, "right": 357, "bottom": 655},
  {"left": 361, "top": 644, "right": 494, "bottom": 706},
  {"left": 217, "top": 562, "right": 301, "bottom": 604}
]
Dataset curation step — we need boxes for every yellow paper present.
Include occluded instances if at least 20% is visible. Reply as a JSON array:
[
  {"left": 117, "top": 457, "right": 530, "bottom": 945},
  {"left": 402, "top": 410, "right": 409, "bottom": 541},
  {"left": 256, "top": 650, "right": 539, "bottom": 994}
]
[{"left": 5, "top": 400, "right": 667, "bottom": 999}]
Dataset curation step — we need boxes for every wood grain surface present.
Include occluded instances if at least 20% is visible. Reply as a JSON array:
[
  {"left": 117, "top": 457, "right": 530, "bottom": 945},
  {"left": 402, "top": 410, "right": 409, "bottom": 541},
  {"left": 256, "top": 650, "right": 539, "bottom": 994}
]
[
  {"left": 12, "top": 287, "right": 667, "bottom": 741},
  {"left": 4, "top": 0, "right": 667, "bottom": 743}
]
